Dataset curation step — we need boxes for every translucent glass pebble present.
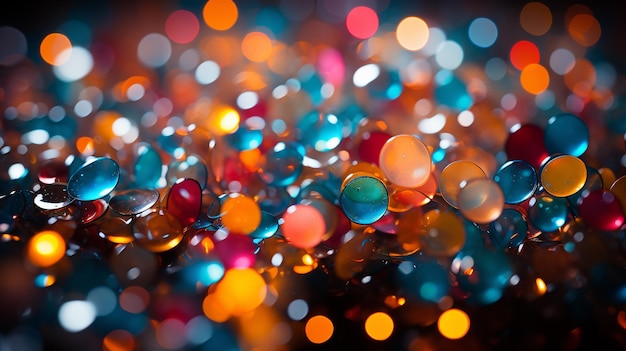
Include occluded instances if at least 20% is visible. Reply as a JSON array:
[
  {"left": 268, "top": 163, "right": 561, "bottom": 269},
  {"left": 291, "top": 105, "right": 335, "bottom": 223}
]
[
  {"left": 379, "top": 134, "right": 431, "bottom": 188},
  {"left": 248, "top": 211, "right": 279, "bottom": 239},
  {"left": 258, "top": 142, "right": 305, "bottom": 187},
  {"left": 281, "top": 204, "right": 326, "bottom": 249},
  {"left": 67, "top": 157, "right": 120, "bottom": 201},
  {"left": 505, "top": 124, "right": 549, "bottom": 168},
  {"left": 528, "top": 195, "right": 569, "bottom": 232},
  {"left": 38, "top": 160, "right": 69, "bottom": 184},
  {"left": 166, "top": 178, "right": 202, "bottom": 227},
  {"left": 133, "top": 208, "right": 184, "bottom": 252},
  {"left": 340, "top": 174, "right": 388, "bottom": 225},
  {"left": 221, "top": 193, "right": 261, "bottom": 234},
  {"left": 166, "top": 155, "right": 208, "bottom": 190},
  {"left": 439, "top": 160, "right": 487, "bottom": 208},
  {"left": 457, "top": 178, "right": 504, "bottom": 224},
  {"left": 96, "top": 213, "right": 134, "bottom": 244},
  {"left": 540, "top": 155, "right": 587, "bottom": 197},
  {"left": 134, "top": 143, "right": 162, "bottom": 189},
  {"left": 34, "top": 183, "right": 74, "bottom": 210},
  {"left": 225, "top": 125, "right": 263, "bottom": 151},
  {"left": 109, "top": 188, "right": 160, "bottom": 215},
  {"left": 297, "top": 111, "right": 343, "bottom": 152},
  {"left": 493, "top": 160, "right": 537, "bottom": 204},
  {"left": 577, "top": 189, "right": 625, "bottom": 231},
  {"left": 418, "top": 209, "right": 466, "bottom": 257},
  {"left": 74, "top": 198, "right": 108, "bottom": 224},
  {"left": 489, "top": 209, "right": 527, "bottom": 249},
  {"left": 544, "top": 113, "right": 589, "bottom": 156}
]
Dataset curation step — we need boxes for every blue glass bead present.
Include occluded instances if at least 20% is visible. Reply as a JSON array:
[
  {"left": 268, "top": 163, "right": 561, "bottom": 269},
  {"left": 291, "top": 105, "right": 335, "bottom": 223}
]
[
  {"left": 434, "top": 70, "right": 473, "bottom": 110},
  {"left": 340, "top": 175, "right": 388, "bottom": 224},
  {"left": 528, "top": 195, "right": 569, "bottom": 232},
  {"left": 258, "top": 142, "right": 305, "bottom": 187},
  {"left": 167, "top": 155, "right": 208, "bottom": 190},
  {"left": 248, "top": 211, "right": 279, "bottom": 239},
  {"left": 225, "top": 126, "right": 263, "bottom": 151},
  {"left": 397, "top": 258, "right": 449, "bottom": 303},
  {"left": 489, "top": 209, "right": 528, "bottom": 249},
  {"left": 544, "top": 113, "right": 589, "bottom": 157},
  {"left": 134, "top": 143, "right": 162, "bottom": 189},
  {"left": 493, "top": 160, "right": 537, "bottom": 204},
  {"left": 297, "top": 111, "right": 343, "bottom": 152},
  {"left": 67, "top": 157, "right": 120, "bottom": 201}
]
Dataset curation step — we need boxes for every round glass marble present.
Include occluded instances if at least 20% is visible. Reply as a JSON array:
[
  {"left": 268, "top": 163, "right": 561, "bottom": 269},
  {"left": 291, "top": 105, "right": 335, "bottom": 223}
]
[
  {"left": 493, "top": 160, "right": 537, "bottom": 204},
  {"left": 67, "top": 157, "right": 120, "bottom": 201},
  {"left": 340, "top": 174, "right": 388, "bottom": 225},
  {"left": 457, "top": 178, "right": 505, "bottom": 224},
  {"left": 439, "top": 160, "right": 486, "bottom": 208},
  {"left": 528, "top": 195, "right": 569, "bottom": 232},
  {"left": 540, "top": 155, "right": 587, "bottom": 197},
  {"left": 544, "top": 113, "right": 589, "bottom": 157},
  {"left": 378, "top": 134, "right": 431, "bottom": 188}
]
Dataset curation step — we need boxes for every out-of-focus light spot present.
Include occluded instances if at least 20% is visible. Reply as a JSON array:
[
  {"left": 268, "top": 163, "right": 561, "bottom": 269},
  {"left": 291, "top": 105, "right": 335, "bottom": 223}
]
[
  {"left": 112, "top": 117, "right": 131, "bottom": 137},
  {"left": 8, "top": 163, "right": 26, "bottom": 180},
  {"left": 49, "top": 105, "right": 66, "bottom": 121},
  {"left": 74, "top": 100, "right": 93, "bottom": 117},
  {"left": 468, "top": 17, "right": 498, "bottom": 48},
  {"left": 520, "top": 2, "right": 552, "bottom": 36},
  {"left": 215, "top": 268, "right": 266, "bottom": 316},
  {"left": 58, "top": 300, "right": 96, "bottom": 332},
  {"left": 535, "top": 277, "right": 547, "bottom": 295},
  {"left": 305, "top": 315, "right": 333, "bottom": 344},
  {"left": 40, "top": 33, "right": 72, "bottom": 65},
  {"left": 207, "top": 105, "right": 239, "bottom": 135},
  {"left": 365, "top": 312, "right": 394, "bottom": 341},
  {"left": 137, "top": 33, "right": 171, "bottom": 68},
  {"left": 520, "top": 63, "right": 550, "bottom": 94},
  {"left": 458, "top": 110, "right": 474, "bottom": 127},
  {"left": 21, "top": 129, "right": 49, "bottom": 145},
  {"left": 287, "top": 299, "right": 309, "bottom": 321},
  {"left": 568, "top": 13, "right": 601, "bottom": 47},
  {"left": 203, "top": 293, "right": 231, "bottom": 322},
  {"left": 438, "top": 308, "right": 470, "bottom": 340},
  {"left": 156, "top": 318, "right": 187, "bottom": 350},
  {"left": 353, "top": 63, "right": 380, "bottom": 87},
  {"left": 0, "top": 26, "right": 27, "bottom": 66},
  {"left": 53, "top": 46, "right": 93, "bottom": 82},
  {"left": 165, "top": 10, "right": 200, "bottom": 44},
  {"left": 509, "top": 40, "right": 539, "bottom": 71},
  {"left": 501, "top": 93, "right": 517, "bottom": 110},
  {"left": 103, "top": 330, "right": 135, "bottom": 351},
  {"left": 203, "top": 0, "right": 238, "bottom": 31},
  {"left": 87, "top": 286, "right": 117, "bottom": 316},
  {"left": 34, "top": 273, "right": 56, "bottom": 287},
  {"left": 346, "top": 6, "right": 379, "bottom": 39},
  {"left": 317, "top": 48, "right": 345, "bottom": 86},
  {"left": 595, "top": 62, "right": 617, "bottom": 89},
  {"left": 27, "top": 230, "right": 65, "bottom": 267},
  {"left": 186, "top": 316, "right": 213, "bottom": 345},
  {"left": 401, "top": 58, "right": 432, "bottom": 87},
  {"left": 422, "top": 27, "right": 445, "bottom": 56},
  {"left": 564, "top": 58, "right": 596, "bottom": 98},
  {"left": 179, "top": 48, "right": 200, "bottom": 70},
  {"left": 76, "top": 136, "right": 95, "bottom": 156},
  {"left": 396, "top": 17, "right": 429, "bottom": 51},
  {"left": 536, "top": 90, "right": 555, "bottom": 110},
  {"left": 119, "top": 286, "right": 150, "bottom": 314},
  {"left": 418, "top": 113, "right": 446, "bottom": 134},
  {"left": 242, "top": 31, "right": 272, "bottom": 62},
  {"left": 436, "top": 40, "right": 463, "bottom": 70},
  {"left": 237, "top": 91, "right": 258, "bottom": 110},
  {"left": 485, "top": 57, "right": 507, "bottom": 80},
  {"left": 550, "top": 48, "right": 575, "bottom": 75},
  {"left": 195, "top": 60, "right": 220, "bottom": 85}
]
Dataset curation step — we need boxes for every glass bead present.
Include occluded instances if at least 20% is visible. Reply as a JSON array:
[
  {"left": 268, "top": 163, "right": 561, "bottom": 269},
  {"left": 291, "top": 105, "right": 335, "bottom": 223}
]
[
  {"left": 74, "top": 198, "right": 108, "bottom": 224},
  {"left": 297, "top": 111, "right": 343, "bottom": 152},
  {"left": 166, "top": 178, "right": 202, "bottom": 227},
  {"left": 67, "top": 157, "right": 120, "bottom": 201},
  {"left": 489, "top": 209, "right": 527, "bottom": 249},
  {"left": 340, "top": 174, "right": 388, "bottom": 225},
  {"left": 281, "top": 204, "right": 325, "bottom": 249},
  {"left": 418, "top": 209, "right": 466, "bottom": 257},
  {"left": 379, "top": 134, "right": 431, "bottom": 188},
  {"left": 109, "top": 188, "right": 160, "bottom": 216},
  {"left": 544, "top": 113, "right": 589, "bottom": 157},
  {"left": 257, "top": 142, "right": 305, "bottom": 187},
  {"left": 134, "top": 143, "right": 162, "bottom": 189},
  {"left": 248, "top": 211, "right": 279, "bottom": 239},
  {"left": 528, "top": 195, "right": 569, "bottom": 232},
  {"left": 96, "top": 212, "right": 135, "bottom": 244},
  {"left": 34, "top": 183, "right": 74, "bottom": 210},
  {"left": 439, "top": 160, "right": 486, "bottom": 208},
  {"left": 225, "top": 125, "right": 263, "bottom": 151},
  {"left": 578, "top": 189, "right": 624, "bottom": 231},
  {"left": 493, "top": 159, "right": 537, "bottom": 204},
  {"left": 167, "top": 155, "right": 208, "bottom": 190},
  {"left": 38, "top": 159, "right": 69, "bottom": 184},
  {"left": 133, "top": 208, "right": 184, "bottom": 252},
  {"left": 540, "top": 155, "right": 587, "bottom": 197},
  {"left": 458, "top": 178, "right": 504, "bottom": 224},
  {"left": 220, "top": 193, "right": 261, "bottom": 234},
  {"left": 505, "top": 124, "right": 549, "bottom": 168}
]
